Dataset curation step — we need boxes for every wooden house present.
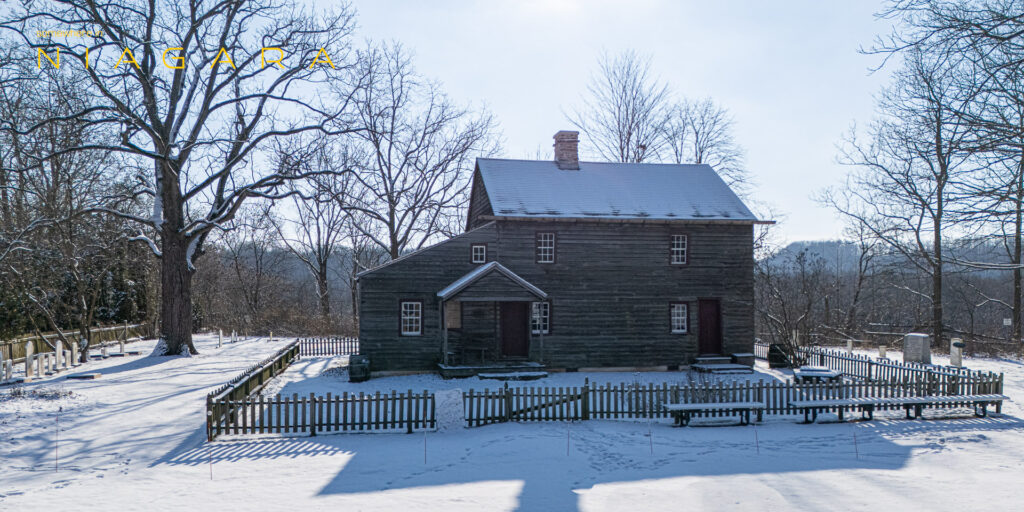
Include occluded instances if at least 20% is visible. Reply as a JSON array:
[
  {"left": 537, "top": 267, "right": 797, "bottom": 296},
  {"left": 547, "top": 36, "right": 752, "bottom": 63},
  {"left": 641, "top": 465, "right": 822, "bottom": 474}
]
[{"left": 356, "top": 131, "right": 765, "bottom": 374}]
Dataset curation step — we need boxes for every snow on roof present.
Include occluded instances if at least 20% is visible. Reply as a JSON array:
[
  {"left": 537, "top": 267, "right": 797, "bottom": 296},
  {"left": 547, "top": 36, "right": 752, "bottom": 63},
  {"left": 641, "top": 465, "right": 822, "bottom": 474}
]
[
  {"left": 475, "top": 158, "right": 758, "bottom": 222},
  {"left": 437, "top": 262, "right": 547, "bottom": 300}
]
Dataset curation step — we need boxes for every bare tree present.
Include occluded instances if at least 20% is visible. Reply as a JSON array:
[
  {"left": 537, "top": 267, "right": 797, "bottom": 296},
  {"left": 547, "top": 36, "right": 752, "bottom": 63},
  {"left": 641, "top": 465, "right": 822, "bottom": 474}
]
[
  {"left": 666, "top": 97, "right": 749, "bottom": 188},
  {"left": 1, "top": 0, "right": 363, "bottom": 355},
  {"left": 344, "top": 43, "right": 498, "bottom": 259},
  {"left": 272, "top": 137, "right": 354, "bottom": 326},
  {"left": 568, "top": 50, "right": 671, "bottom": 163},
  {"left": 824, "top": 49, "right": 974, "bottom": 345}
]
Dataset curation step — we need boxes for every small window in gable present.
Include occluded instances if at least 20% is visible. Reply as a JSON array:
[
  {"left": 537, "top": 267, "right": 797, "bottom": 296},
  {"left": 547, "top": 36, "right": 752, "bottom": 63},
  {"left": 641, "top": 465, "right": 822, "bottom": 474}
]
[
  {"left": 471, "top": 244, "right": 487, "bottom": 264},
  {"left": 671, "top": 234, "right": 688, "bottom": 265}
]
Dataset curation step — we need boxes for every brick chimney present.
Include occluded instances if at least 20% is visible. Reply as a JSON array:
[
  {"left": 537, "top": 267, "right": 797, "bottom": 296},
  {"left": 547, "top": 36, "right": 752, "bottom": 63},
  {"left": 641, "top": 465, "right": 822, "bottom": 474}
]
[{"left": 553, "top": 130, "right": 579, "bottom": 170}]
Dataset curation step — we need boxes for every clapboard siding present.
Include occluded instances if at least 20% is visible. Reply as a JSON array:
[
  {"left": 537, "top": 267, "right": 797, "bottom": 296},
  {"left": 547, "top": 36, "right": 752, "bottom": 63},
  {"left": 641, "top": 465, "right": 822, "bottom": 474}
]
[
  {"left": 466, "top": 170, "right": 494, "bottom": 231},
  {"left": 358, "top": 223, "right": 500, "bottom": 370},
  {"left": 358, "top": 218, "right": 754, "bottom": 371}
]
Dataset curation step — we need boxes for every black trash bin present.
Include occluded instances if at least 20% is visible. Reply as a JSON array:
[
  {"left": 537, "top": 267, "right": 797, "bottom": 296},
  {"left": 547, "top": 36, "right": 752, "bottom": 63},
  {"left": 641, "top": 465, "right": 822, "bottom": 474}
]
[
  {"left": 767, "top": 344, "right": 791, "bottom": 368},
  {"left": 349, "top": 355, "right": 371, "bottom": 382}
]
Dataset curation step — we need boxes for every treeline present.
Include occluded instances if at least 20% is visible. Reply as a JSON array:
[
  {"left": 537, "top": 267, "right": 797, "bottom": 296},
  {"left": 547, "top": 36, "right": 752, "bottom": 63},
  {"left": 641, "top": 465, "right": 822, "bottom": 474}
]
[{"left": 757, "top": 1, "right": 1024, "bottom": 355}]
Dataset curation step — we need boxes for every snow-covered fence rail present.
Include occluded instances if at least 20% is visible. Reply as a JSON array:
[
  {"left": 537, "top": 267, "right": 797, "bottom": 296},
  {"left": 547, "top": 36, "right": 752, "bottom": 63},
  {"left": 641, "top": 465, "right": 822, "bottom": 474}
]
[
  {"left": 208, "top": 391, "right": 436, "bottom": 439},
  {"left": 206, "top": 341, "right": 301, "bottom": 440},
  {"left": 1, "top": 323, "right": 148, "bottom": 363},
  {"left": 298, "top": 337, "right": 359, "bottom": 357}
]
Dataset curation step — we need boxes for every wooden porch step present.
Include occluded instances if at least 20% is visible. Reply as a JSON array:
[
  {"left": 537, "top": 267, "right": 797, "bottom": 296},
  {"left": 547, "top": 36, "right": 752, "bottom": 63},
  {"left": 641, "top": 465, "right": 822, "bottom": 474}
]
[
  {"left": 438, "top": 362, "right": 546, "bottom": 379},
  {"left": 691, "top": 363, "right": 754, "bottom": 375},
  {"left": 478, "top": 371, "right": 549, "bottom": 381},
  {"left": 694, "top": 355, "right": 732, "bottom": 365}
]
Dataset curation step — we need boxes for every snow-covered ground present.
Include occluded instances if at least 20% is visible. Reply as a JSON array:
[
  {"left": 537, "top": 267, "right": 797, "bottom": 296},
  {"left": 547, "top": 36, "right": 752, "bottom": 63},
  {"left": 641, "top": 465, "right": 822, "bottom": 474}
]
[{"left": 2, "top": 337, "right": 1022, "bottom": 511}]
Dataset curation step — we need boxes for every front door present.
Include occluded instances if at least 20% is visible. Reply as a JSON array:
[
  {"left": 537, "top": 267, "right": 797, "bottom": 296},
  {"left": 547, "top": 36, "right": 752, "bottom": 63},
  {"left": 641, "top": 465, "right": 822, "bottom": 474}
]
[
  {"left": 698, "top": 299, "right": 723, "bottom": 355},
  {"left": 500, "top": 302, "right": 529, "bottom": 357}
]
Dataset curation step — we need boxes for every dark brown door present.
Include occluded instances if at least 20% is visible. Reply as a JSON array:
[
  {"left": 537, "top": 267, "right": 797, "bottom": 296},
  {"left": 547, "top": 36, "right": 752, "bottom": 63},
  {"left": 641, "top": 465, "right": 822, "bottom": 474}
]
[
  {"left": 500, "top": 302, "right": 529, "bottom": 357},
  {"left": 698, "top": 299, "right": 723, "bottom": 355}
]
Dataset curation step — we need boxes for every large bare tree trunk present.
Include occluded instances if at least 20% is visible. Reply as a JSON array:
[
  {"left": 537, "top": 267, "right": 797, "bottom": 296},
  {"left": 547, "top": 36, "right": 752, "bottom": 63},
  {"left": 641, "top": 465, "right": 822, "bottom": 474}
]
[{"left": 159, "top": 230, "right": 197, "bottom": 355}]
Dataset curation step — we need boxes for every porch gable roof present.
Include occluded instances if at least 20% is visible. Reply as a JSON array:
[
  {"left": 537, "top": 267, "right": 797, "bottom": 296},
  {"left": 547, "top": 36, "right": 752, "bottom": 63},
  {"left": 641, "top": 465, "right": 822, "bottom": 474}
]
[{"left": 437, "top": 262, "right": 547, "bottom": 301}]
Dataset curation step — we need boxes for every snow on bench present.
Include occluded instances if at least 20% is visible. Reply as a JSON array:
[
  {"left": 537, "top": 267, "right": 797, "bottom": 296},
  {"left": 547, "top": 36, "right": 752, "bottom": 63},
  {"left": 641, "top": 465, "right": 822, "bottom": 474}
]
[
  {"left": 662, "top": 401, "right": 766, "bottom": 426},
  {"left": 791, "top": 394, "right": 1008, "bottom": 422}
]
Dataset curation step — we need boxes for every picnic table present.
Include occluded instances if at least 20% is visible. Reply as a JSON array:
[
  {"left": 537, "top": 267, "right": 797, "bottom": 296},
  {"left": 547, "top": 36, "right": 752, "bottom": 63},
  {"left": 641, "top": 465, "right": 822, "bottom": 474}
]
[
  {"left": 791, "top": 394, "right": 1008, "bottom": 423},
  {"left": 662, "top": 401, "right": 766, "bottom": 426},
  {"left": 792, "top": 366, "right": 842, "bottom": 383}
]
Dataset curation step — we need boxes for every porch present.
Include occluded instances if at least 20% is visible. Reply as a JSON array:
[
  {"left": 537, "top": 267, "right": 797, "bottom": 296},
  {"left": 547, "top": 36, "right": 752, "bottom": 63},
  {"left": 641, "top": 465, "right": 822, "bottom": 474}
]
[{"left": 436, "top": 262, "right": 548, "bottom": 376}]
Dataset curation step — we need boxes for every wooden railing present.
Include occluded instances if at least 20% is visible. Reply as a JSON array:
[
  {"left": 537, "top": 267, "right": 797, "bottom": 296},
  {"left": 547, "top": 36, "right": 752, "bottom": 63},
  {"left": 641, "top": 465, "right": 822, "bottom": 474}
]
[
  {"left": 752, "top": 341, "right": 1000, "bottom": 384},
  {"left": 206, "top": 341, "right": 301, "bottom": 440},
  {"left": 208, "top": 390, "right": 436, "bottom": 439},
  {"left": 298, "top": 337, "right": 359, "bottom": 357},
  {"left": 463, "top": 374, "right": 1003, "bottom": 426}
]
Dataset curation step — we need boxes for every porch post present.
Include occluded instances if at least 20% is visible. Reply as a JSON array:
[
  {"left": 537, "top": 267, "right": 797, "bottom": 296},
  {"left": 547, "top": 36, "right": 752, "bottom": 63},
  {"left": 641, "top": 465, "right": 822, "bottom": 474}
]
[{"left": 440, "top": 300, "right": 449, "bottom": 365}]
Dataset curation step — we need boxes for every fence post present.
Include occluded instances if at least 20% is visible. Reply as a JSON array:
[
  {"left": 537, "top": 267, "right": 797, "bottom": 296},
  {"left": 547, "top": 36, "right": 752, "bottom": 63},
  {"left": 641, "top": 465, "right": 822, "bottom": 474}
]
[
  {"left": 581, "top": 378, "right": 590, "bottom": 421},
  {"left": 309, "top": 392, "right": 317, "bottom": 436}
]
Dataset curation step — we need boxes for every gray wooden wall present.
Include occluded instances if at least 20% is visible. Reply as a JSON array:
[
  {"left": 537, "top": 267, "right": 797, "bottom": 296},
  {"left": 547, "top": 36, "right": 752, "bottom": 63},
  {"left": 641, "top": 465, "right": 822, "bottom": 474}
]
[{"left": 358, "top": 219, "right": 755, "bottom": 371}]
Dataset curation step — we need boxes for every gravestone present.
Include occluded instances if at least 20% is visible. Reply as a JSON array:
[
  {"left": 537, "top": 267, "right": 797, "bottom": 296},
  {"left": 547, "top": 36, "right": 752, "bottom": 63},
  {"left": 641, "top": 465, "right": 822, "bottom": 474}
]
[
  {"left": 71, "top": 342, "right": 79, "bottom": 366},
  {"left": 24, "top": 342, "right": 35, "bottom": 381},
  {"left": 846, "top": 339, "right": 853, "bottom": 354},
  {"left": 119, "top": 338, "right": 125, "bottom": 354},
  {"left": 37, "top": 352, "right": 45, "bottom": 376},
  {"left": 950, "top": 337, "right": 964, "bottom": 367},
  {"left": 218, "top": 329, "right": 223, "bottom": 348},
  {"left": 434, "top": 389, "right": 465, "bottom": 432},
  {"left": 904, "top": 333, "right": 931, "bottom": 364},
  {"left": 878, "top": 345, "right": 887, "bottom": 359},
  {"left": 101, "top": 343, "right": 108, "bottom": 358},
  {"left": 3, "top": 360, "right": 11, "bottom": 381},
  {"left": 53, "top": 345, "right": 62, "bottom": 370},
  {"left": 63, "top": 350, "right": 70, "bottom": 370}
]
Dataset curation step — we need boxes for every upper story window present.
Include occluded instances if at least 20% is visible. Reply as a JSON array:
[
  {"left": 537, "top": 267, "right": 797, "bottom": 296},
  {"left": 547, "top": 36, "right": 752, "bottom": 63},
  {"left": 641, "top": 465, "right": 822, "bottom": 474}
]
[
  {"left": 400, "top": 301, "right": 422, "bottom": 336},
  {"left": 536, "top": 232, "right": 556, "bottom": 263},
  {"left": 671, "top": 234, "right": 688, "bottom": 265},
  {"left": 670, "top": 302, "right": 688, "bottom": 334},
  {"left": 471, "top": 244, "right": 487, "bottom": 264},
  {"left": 531, "top": 302, "right": 550, "bottom": 334}
]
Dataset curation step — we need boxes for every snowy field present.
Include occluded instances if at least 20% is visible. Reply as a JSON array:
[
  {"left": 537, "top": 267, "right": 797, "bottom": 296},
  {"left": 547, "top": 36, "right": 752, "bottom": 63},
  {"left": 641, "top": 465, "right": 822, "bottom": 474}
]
[{"left": 2, "top": 335, "right": 1023, "bottom": 511}]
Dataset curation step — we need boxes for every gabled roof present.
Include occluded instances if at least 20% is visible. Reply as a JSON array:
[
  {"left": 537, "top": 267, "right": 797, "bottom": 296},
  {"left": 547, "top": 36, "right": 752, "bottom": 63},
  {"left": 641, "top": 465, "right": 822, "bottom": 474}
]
[
  {"left": 474, "top": 158, "right": 759, "bottom": 222},
  {"left": 437, "top": 262, "right": 547, "bottom": 300}
]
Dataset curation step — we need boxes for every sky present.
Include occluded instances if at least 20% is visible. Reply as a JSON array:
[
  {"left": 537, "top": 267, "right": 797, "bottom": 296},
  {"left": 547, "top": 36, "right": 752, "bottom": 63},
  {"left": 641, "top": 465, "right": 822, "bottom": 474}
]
[{"left": 349, "top": 0, "right": 897, "bottom": 244}]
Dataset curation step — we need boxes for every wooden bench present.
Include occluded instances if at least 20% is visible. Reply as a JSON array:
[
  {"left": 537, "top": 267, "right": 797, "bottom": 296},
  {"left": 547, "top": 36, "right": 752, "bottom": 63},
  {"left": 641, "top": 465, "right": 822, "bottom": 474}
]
[
  {"left": 663, "top": 401, "right": 766, "bottom": 426},
  {"left": 791, "top": 394, "right": 1008, "bottom": 423}
]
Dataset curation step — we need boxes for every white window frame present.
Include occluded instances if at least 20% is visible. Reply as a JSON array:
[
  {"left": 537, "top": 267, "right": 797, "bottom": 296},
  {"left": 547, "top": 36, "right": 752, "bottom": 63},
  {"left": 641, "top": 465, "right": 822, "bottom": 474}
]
[
  {"left": 671, "top": 234, "right": 688, "bottom": 265},
  {"left": 471, "top": 244, "right": 487, "bottom": 264},
  {"left": 531, "top": 302, "right": 550, "bottom": 335},
  {"left": 400, "top": 301, "right": 422, "bottom": 336},
  {"left": 670, "top": 302, "right": 688, "bottom": 334},
  {"left": 537, "top": 232, "right": 555, "bottom": 263}
]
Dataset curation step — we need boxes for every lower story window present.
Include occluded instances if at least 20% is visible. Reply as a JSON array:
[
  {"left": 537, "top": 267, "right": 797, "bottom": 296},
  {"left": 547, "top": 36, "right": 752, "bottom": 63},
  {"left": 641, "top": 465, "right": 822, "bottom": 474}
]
[
  {"left": 401, "top": 301, "right": 422, "bottom": 336},
  {"left": 670, "top": 302, "right": 688, "bottom": 334},
  {"left": 531, "top": 302, "right": 550, "bottom": 334}
]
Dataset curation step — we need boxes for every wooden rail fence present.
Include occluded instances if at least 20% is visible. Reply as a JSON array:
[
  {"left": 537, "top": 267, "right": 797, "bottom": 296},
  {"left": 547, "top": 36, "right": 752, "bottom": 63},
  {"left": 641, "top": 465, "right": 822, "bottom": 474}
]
[
  {"left": 299, "top": 337, "right": 359, "bottom": 357},
  {"left": 206, "top": 339, "right": 1005, "bottom": 440},
  {"left": 1, "top": 323, "right": 149, "bottom": 363},
  {"left": 753, "top": 340, "right": 999, "bottom": 383},
  {"left": 209, "top": 390, "right": 436, "bottom": 439}
]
